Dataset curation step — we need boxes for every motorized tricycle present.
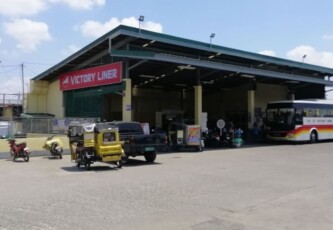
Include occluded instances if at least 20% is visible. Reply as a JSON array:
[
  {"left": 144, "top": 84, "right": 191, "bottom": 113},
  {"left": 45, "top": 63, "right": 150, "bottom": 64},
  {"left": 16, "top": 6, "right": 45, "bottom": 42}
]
[
  {"left": 43, "top": 135, "right": 64, "bottom": 159},
  {"left": 67, "top": 122, "right": 124, "bottom": 170},
  {"left": 8, "top": 138, "right": 30, "bottom": 162}
]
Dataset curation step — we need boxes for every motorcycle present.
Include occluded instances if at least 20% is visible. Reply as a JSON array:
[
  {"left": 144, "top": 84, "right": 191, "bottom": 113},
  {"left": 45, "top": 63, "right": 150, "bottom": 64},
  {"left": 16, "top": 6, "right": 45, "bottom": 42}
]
[
  {"left": 221, "top": 131, "right": 234, "bottom": 147},
  {"left": 221, "top": 128, "right": 244, "bottom": 148},
  {"left": 202, "top": 131, "right": 221, "bottom": 148},
  {"left": 8, "top": 138, "right": 30, "bottom": 162},
  {"left": 233, "top": 128, "right": 244, "bottom": 148},
  {"left": 43, "top": 135, "right": 64, "bottom": 159}
]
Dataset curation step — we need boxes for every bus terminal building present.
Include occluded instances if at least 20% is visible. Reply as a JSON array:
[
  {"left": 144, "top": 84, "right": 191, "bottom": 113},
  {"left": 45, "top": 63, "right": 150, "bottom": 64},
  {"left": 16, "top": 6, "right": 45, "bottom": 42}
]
[{"left": 28, "top": 25, "right": 333, "bottom": 133}]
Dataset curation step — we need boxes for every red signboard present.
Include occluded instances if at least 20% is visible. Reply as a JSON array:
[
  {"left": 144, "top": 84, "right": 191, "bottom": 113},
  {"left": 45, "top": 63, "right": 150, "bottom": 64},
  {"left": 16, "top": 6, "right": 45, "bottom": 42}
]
[{"left": 59, "top": 62, "right": 122, "bottom": 91}]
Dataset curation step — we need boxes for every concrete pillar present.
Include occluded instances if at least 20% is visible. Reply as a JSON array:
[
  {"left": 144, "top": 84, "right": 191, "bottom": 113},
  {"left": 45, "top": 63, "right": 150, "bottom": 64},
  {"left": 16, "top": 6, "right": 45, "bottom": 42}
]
[
  {"left": 289, "top": 93, "right": 295, "bottom": 100},
  {"left": 122, "top": 78, "right": 132, "bottom": 121},
  {"left": 194, "top": 85, "right": 202, "bottom": 126},
  {"left": 247, "top": 90, "right": 255, "bottom": 129}
]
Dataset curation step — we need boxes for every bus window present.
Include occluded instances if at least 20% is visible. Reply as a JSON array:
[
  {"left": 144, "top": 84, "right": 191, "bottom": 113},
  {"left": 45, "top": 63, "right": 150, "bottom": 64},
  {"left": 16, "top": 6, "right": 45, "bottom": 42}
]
[
  {"left": 316, "top": 109, "right": 320, "bottom": 117},
  {"left": 295, "top": 109, "right": 304, "bottom": 124},
  {"left": 304, "top": 108, "right": 317, "bottom": 117},
  {"left": 325, "top": 109, "right": 333, "bottom": 117},
  {"left": 284, "top": 110, "right": 294, "bottom": 125},
  {"left": 267, "top": 109, "right": 278, "bottom": 122},
  {"left": 278, "top": 108, "right": 294, "bottom": 125}
]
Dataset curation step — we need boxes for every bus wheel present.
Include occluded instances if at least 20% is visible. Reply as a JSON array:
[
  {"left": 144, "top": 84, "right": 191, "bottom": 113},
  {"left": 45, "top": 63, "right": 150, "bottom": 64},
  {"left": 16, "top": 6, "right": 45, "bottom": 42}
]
[{"left": 310, "top": 131, "right": 317, "bottom": 143}]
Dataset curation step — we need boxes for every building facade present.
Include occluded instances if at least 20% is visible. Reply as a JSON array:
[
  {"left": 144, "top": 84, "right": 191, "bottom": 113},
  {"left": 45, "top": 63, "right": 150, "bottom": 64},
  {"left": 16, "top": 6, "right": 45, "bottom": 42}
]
[{"left": 28, "top": 25, "right": 333, "bottom": 132}]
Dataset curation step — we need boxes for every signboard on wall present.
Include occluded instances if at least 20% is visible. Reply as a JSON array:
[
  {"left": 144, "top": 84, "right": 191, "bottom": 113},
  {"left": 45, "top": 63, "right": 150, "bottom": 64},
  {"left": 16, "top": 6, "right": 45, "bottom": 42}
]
[{"left": 59, "top": 62, "right": 122, "bottom": 91}]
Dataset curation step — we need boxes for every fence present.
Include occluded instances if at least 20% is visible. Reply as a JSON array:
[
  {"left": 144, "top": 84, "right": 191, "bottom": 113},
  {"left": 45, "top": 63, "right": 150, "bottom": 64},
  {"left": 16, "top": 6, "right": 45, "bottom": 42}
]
[
  {"left": 0, "top": 93, "right": 22, "bottom": 106},
  {"left": 0, "top": 117, "right": 100, "bottom": 137}
]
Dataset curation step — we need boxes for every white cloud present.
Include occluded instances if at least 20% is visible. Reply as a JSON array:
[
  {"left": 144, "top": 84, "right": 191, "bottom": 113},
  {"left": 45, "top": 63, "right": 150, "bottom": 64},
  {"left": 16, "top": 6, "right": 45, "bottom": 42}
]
[
  {"left": 0, "top": 0, "right": 105, "bottom": 17},
  {"left": 49, "top": 0, "right": 105, "bottom": 10},
  {"left": 286, "top": 45, "right": 333, "bottom": 68},
  {"left": 0, "top": 0, "right": 47, "bottom": 16},
  {"left": 79, "top": 17, "right": 163, "bottom": 38},
  {"left": 1, "top": 77, "right": 21, "bottom": 94},
  {"left": 3, "top": 19, "right": 52, "bottom": 52},
  {"left": 323, "top": 34, "right": 333, "bottom": 40},
  {"left": 258, "top": 50, "right": 276, "bottom": 57},
  {"left": 0, "top": 49, "right": 20, "bottom": 60},
  {"left": 62, "top": 44, "right": 81, "bottom": 56}
]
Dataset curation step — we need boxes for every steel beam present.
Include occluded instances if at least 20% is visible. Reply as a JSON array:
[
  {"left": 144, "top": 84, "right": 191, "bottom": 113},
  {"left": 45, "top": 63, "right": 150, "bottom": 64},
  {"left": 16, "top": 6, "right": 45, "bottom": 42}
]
[{"left": 111, "top": 51, "right": 333, "bottom": 86}]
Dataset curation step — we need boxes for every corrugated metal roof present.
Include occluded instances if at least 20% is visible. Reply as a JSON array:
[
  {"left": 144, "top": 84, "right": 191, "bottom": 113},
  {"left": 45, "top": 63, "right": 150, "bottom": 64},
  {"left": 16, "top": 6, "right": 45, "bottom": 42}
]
[{"left": 33, "top": 25, "right": 333, "bottom": 90}]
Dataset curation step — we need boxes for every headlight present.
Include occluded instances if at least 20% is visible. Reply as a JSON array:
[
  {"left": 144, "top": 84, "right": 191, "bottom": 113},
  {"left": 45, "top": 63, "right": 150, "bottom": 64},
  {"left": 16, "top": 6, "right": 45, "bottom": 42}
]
[{"left": 287, "top": 134, "right": 295, "bottom": 138}]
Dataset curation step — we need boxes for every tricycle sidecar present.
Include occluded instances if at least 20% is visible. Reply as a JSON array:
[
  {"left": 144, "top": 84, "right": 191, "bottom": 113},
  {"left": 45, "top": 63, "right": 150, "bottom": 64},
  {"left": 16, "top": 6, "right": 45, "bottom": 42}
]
[{"left": 68, "top": 122, "right": 124, "bottom": 170}]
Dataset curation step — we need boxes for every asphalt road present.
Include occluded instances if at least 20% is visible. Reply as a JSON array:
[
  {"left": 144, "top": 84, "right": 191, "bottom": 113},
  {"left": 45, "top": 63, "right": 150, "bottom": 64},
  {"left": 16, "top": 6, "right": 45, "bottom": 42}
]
[{"left": 1, "top": 142, "right": 333, "bottom": 230}]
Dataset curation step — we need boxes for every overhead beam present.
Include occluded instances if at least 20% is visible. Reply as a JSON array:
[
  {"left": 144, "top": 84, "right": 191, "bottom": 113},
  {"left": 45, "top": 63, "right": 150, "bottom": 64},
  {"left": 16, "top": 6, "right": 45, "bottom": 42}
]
[
  {"left": 111, "top": 50, "right": 333, "bottom": 86},
  {"left": 114, "top": 27, "right": 333, "bottom": 75},
  {"left": 128, "top": 60, "right": 148, "bottom": 71},
  {"left": 72, "top": 37, "right": 135, "bottom": 71}
]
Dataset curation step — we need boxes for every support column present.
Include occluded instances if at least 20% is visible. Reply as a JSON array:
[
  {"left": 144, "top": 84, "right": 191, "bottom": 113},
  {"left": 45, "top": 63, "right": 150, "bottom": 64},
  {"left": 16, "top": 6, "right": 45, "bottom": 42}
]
[
  {"left": 289, "top": 92, "right": 295, "bottom": 100},
  {"left": 122, "top": 78, "right": 132, "bottom": 122},
  {"left": 194, "top": 85, "right": 202, "bottom": 126},
  {"left": 247, "top": 90, "right": 255, "bottom": 129}
]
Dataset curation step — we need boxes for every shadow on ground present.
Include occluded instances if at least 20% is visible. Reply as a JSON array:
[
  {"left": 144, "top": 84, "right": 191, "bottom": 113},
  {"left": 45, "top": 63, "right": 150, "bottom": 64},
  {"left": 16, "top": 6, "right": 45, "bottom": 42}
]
[
  {"left": 123, "top": 158, "right": 162, "bottom": 167},
  {"left": 61, "top": 165, "right": 121, "bottom": 172}
]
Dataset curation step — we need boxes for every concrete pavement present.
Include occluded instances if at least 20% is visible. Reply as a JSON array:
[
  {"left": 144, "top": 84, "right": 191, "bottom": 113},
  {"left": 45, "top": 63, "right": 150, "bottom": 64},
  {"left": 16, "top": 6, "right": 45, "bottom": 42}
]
[{"left": 1, "top": 142, "right": 333, "bottom": 229}]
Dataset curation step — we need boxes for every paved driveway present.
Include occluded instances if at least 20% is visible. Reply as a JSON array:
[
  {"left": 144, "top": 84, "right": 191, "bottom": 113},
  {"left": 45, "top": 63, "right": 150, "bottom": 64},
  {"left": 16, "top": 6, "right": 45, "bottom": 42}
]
[{"left": 1, "top": 142, "right": 333, "bottom": 230}]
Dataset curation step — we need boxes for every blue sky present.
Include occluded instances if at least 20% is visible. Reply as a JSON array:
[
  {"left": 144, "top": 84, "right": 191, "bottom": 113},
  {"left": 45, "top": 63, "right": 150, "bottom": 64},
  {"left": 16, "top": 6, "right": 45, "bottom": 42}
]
[{"left": 1, "top": 0, "right": 333, "bottom": 97}]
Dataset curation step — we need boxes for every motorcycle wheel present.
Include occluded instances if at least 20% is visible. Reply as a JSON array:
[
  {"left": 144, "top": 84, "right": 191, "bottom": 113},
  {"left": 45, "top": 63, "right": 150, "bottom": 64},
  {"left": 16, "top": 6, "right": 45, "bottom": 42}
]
[
  {"left": 84, "top": 162, "right": 91, "bottom": 170},
  {"left": 116, "top": 160, "right": 122, "bottom": 169},
  {"left": 76, "top": 162, "right": 81, "bottom": 168},
  {"left": 24, "top": 154, "right": 29, "bottom": 162},
  {"left": 58, "top": 146, "right": 63, "bottom": 159},
  {"left": 121, "top": 155, "right": 129, "bottom": 164},
  {"left": 221, "top": 140, "right": 228, "bottom": 147},
  {"left": 84, "top": 158, "right": 91, "bottom": 170},
  {"left": 50, "top": 143, "right": 57, "bottom": 158}
]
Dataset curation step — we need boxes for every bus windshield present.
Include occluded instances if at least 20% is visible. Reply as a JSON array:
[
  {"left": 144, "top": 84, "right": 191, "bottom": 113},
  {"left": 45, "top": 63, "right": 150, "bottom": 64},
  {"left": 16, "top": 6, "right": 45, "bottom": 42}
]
[
  {"left": 266, "top": 102, "right": 296, "bottom": 131},
  {"left": 267, "top": 108, "right": 295, "bottom": 125}
]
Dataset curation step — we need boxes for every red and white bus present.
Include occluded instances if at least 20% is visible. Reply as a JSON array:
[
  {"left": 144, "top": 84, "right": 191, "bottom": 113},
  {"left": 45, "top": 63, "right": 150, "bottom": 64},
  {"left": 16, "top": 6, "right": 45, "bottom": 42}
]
[{"left": 265, "top": 99, "right": 333, "bottom": 142}]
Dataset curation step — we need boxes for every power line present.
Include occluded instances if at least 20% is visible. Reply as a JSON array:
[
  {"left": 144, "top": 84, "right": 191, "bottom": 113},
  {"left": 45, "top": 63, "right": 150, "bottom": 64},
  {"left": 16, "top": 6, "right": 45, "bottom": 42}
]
[
  {"left": 22, "top": 61, "right": 53, "bottom": 66},
  {"left": 0, "top": 64, "right": 21, "bottom": 67},
  {"left": 0, "top": 61, "right": 52, "bottom": 95},
  {"left": 0, "top": 62, "right": 21, "bottom": 93},
  {"left": 0, "top": 66, "right": 20, "bottom": 74},
  {"left": 24, "top": 64, "right": 40, "bottom": 76}
]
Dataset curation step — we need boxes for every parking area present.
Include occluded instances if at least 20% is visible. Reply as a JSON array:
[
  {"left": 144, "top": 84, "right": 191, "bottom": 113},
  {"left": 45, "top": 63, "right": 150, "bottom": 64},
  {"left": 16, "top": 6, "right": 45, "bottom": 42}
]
[{"left": 1, "top": 142, "right": 333, "bottom": 230}]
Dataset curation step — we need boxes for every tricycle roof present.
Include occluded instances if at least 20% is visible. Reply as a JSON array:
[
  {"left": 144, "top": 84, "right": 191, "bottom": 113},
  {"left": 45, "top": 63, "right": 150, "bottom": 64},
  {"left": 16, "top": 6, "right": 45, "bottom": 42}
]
[{"left": 94, "top": 122, "right": 119, "bottom": 132}]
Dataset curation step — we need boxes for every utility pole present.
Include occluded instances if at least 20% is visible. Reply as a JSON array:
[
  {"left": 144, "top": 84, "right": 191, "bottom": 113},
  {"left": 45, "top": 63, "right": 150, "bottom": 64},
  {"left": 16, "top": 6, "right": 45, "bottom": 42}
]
[{"left": 21, "top": 63, "right": 24, "bottom": 112}]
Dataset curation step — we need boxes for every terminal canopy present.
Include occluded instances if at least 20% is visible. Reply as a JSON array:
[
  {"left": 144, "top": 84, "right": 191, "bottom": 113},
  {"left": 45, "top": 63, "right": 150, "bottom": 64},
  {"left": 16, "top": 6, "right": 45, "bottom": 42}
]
[{"left": 34, "top": 25, "right": 333, "bottom": 97}]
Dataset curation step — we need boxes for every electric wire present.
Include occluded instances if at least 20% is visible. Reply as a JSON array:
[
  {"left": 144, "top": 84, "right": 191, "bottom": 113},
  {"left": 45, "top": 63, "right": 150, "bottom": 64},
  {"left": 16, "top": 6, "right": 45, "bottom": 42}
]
[{"left": 0, "top": 62, "right": 21, "bottom": 94}]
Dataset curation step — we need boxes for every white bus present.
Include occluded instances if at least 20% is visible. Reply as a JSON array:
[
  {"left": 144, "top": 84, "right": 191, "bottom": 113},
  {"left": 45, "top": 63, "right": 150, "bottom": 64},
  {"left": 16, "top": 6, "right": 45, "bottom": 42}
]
[{"left": 265, "top": 99, "right": 333, "bottom": 142}]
